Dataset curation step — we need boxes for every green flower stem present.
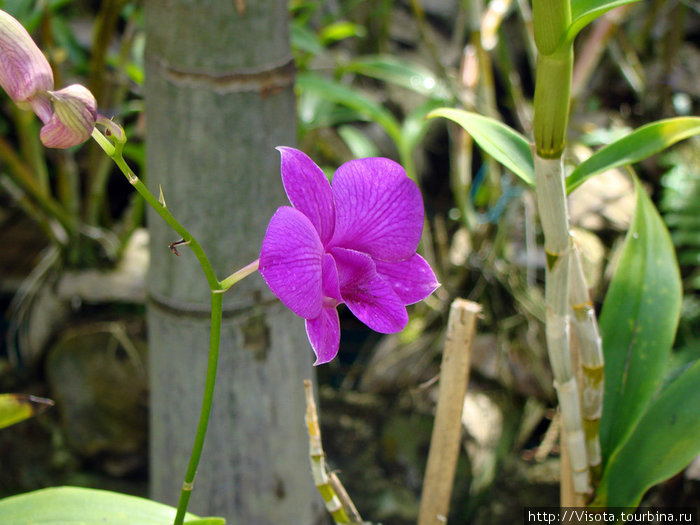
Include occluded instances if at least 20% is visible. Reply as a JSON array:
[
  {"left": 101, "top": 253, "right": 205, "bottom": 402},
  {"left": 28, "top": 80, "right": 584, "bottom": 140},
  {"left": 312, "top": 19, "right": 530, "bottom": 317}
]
[
  {"left": 91, "top": 128, "right": 219, "bottom": 290},
  {"left": 219, "top": 259, "right": 260, "bottom": 291},
  {"left": 173, "top": 290, "right": 223, "bottom": 525},
  {"left": 91, "top": 125, "right": 258, "bottom": 524}
]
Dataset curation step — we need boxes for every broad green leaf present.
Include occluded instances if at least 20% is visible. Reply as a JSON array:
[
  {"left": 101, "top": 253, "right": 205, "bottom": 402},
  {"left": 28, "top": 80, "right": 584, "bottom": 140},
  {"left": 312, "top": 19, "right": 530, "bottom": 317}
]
[
  {"left": 0, "top": 394, "right": 53, "bottom": 429},
  {"left": 0, "top": 486, "right": 222, "bottom": 524},
  {"left": 594, "top": 359, "right": 700, "bottom": 507},
  {"left": 296, "top": 73, "right": 402, "bottom": 144},
  {"left": 567, "top": 0, "right": 641, "bottom": 44},
  {"left": 567, "top": 117, "right": 700, "bottom": 194},
  {"left": 427, "top": 108, "right": 534, "bottom": 186},
  {"left": 342, "top": 55, "right": 451, "bottom": 100},
  {"left": 598, "top": 178, "right": 682, "bottom": 462}
]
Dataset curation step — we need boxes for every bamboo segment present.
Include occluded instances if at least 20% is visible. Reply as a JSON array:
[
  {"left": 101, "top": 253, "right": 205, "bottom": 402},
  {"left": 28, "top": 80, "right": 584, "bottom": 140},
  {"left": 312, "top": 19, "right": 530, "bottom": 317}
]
[
  {"left": 418, "top": 299, "right": 481, "bottom": 525},
  {"left": 303, "top": 380, "right": 363, "bottom": 525},
  {"left": 569, "top": 244, "right": 604, "bottom": 470},
  {"left": 533, "top": 155, "right": 591, "bottom": 494}
]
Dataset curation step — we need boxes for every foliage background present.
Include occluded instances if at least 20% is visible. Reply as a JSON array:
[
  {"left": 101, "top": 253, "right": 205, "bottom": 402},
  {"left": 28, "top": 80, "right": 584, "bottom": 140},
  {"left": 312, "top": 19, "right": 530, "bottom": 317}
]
[{"left": 0, "top": 0, "right": 698, "bottom": 523}]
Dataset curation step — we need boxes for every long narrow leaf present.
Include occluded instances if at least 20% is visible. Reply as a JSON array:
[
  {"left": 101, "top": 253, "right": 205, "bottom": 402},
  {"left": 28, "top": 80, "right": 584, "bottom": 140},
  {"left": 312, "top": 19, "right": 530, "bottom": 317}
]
[
  {"left": 598, "top": 177, "right": 682, "bottom": 461},
  {"left": 296, "top": 73, "right": 402, "bottom": 145},
  {"left": 0, "top": 486, "right": 223, "bottom": 524},
  {"left": 342, "top": 55, "right": 451, "bottom": 100},
  {"left": 567, "top": 117, "right": 700, "bottom": 193},
  {"left": 567, "top": 0, "right": 641, "bottom": 44},
  {"left": 595, "top": 359, "right": 700, "bottom": 507},
  {"left": 428, "top": 108, "right": 534, "bottom": 186}
]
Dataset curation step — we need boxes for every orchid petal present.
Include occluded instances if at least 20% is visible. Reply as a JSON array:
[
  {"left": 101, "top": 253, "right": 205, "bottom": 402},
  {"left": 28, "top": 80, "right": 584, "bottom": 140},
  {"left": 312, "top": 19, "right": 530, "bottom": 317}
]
[
  {"left": 39, "top": 85, "right": 97, "bottom": 149},
  {"left": 322, "top": 253, "right": 342, "bottom": 304},
  {"left": 332, "top": 247, "right": 408, "bottom": 333},
  {"left": 330, "top": 157, "right": 424, "bottom": 262},
  {"left": 306, "top": 306, "right": 341, "bottom": 365},
  {"left": 278, "top": 147, "right": 335, "bottom": 244},
  {"left": 375, "top": 254, "right": 440, "bottom": 305},
  {"left": 0, "top": 10, "right": 53, "bottom": 105},
  {"left": 259, "top": 206, "right": 324, "bottom": 319}
]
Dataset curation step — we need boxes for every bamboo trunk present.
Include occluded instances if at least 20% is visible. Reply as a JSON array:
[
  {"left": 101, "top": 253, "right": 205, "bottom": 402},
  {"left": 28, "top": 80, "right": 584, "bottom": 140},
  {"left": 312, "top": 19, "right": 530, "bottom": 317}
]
[{"left": 144, "top": 2, "right": 319, "bottom": 522}]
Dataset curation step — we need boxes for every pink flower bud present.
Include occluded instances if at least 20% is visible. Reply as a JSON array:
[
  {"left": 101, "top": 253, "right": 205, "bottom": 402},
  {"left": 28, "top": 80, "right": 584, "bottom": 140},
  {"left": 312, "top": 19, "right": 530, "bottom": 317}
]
[
  {"left": 0, "top": 10, "right": 53, "bottom": 118},
  {"left": 39, "top": 84, "right": 97, "bottom": 148}
]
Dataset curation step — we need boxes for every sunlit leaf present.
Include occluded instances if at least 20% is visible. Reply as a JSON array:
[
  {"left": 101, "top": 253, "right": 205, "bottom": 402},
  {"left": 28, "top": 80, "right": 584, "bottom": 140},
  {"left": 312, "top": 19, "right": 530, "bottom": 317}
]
[
  {"left": 0, "top": 486, "right": 221, "bottom": 524},
  {"left": 598, "top": 177, "right": 682, "bottom": 462},
  {"left": 342, "top": 55, "right": 451, "bottom": 100},
  {"left": 427, "top": 108, "right": 534, "bottom": 186},
  {"left": 567, "top": 117, "right": 700, "bottom": 193},
  {"left": 567, "top": 0, "right": 641, "bottom": 44},
  {"left": 296, "top": 73, "right": 402, "bottom": 144},
  {"left": 0, "top": 394, "right": 53, "bottom": 430},
  {"left": 595, "top": 359, "right": 700, "bottom": 507},
  {"left": 319, "top": 21, "right": 366, "bottom": 45}
]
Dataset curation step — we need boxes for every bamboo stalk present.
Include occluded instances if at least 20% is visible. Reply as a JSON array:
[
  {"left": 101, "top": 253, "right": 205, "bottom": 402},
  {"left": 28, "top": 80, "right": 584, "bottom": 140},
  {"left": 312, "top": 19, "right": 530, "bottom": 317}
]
[
  {"left": 303, "top": 380, "right": 364, "bottom": 525},
  {"left": 417, "top": 299, "right": 481, "bottom": 525},
  {"left": 533, "top": 155, "right": 590, "bottom": 494},
  {"left": 569, "top": 244, "right": 604, "bottom": 472}
]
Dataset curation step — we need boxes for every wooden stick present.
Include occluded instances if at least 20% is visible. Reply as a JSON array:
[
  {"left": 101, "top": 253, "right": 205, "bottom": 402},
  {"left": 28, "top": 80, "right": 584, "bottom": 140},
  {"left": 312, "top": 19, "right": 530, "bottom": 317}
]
[{"left": 418, "top": 299, "right": 481, "bottom": 525}]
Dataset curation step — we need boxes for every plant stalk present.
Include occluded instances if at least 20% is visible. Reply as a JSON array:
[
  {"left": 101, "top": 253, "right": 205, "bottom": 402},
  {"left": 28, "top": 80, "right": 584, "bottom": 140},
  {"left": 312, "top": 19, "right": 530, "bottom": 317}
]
[
  {"left": 533, "top": 155, "right": 590, "bottom": 494},
  {"left": 569, "top": 243, "right": 604, "bottom": 473},
  {"left": 173, "top": 290, "right": 223, "bottom": 525}
]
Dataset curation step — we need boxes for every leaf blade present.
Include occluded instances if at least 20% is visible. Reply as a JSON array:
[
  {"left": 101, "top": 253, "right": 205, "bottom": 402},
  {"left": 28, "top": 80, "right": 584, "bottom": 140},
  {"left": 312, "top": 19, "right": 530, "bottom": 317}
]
[
  {"left": 598, "top": 177, "right": 682, "bottom": 462},
  {"left": 0, "top": 486, "right": 215, "bottom": 524},
  {"left": 595, "top": 359, "right": 700, "bottom": 507},
  {"left": 427, "top": 108, "right": 534, "bottom": 186},
  {"left": 296, "top": 72, "right": 402, "bottom": 145},
  {"left": 567, "top": 117, "right": 700, "bottom": 194},
  {"left": 567, "top": 0, "right": 641, "bottom": 43},
  {"left": 0, "top": 394, "right": 53, "bottom": 430}
]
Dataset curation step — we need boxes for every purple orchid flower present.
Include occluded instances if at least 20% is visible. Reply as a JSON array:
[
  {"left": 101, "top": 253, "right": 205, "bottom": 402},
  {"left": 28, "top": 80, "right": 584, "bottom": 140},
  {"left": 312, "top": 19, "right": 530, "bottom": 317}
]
[
  {"left": 259, "top": 147, "right": 439, "bottom": 365},
  {"left": 0, "top": 9, "right": 96, "bottom": 148}
]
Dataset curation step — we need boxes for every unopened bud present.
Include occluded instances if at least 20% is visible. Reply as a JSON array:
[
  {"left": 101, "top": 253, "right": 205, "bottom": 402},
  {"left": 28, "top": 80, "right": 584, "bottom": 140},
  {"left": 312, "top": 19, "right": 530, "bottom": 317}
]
[
  {"left": 0, "top": 9, "right": 53, "bottom": 119},
  {"left": 40, "top": 84, "right": 97, "bottom": 148}
]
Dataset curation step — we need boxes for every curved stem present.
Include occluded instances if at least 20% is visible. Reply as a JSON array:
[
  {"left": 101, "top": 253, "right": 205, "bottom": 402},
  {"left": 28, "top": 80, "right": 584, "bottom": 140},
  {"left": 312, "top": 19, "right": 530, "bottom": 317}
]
[
  {"left": 91, "top": 128, "right": 220, "bottom": 290},
  {"left": 173, "top": 290, "right": 223, "bottom": 525},
  {"left": 91, "top": 126, "right": 260, "bottom": 523}
]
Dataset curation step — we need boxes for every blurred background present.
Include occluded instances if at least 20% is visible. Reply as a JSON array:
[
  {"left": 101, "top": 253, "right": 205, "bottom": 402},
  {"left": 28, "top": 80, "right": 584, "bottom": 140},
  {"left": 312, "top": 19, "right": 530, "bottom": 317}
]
[{"left": 0, "top": 1, "right": 698, "bottom": 523}]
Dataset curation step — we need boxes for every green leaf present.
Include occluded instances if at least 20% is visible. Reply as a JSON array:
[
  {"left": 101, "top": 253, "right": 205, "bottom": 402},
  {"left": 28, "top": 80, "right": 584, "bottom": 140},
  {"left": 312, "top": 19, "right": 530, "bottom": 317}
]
[
  {"left": 291, "top": 22, "right": 324, "bottom": 55},
  {"left": 342, "top": 55, "right": 451, "bottom": 100},
  {"left": 567, "top": 117, "right": 700, "bottom": 194},
  {"left": 567, "top": 0, "right": 641, "bottom": 44},
  {"left": 337, "top": 125, "right": 380, "bottom": 158},
  {"left": 296, "top": 73, "right": 402, "bottom": 145},
  {"left": 0, "top": 394, "right": 53, "bottom": 430},
  {"left": 595, "top": 359, "right": 700, "bottom": 507},
  {"left": 0, "top": 486, "right": 219, "bottom": 524},
  {"left": 427, "top": 108, "right": 534, "bottom": 186},
  {"left": 402, "top": 99, "right": 445, "bottom": 152},
  {"left": 318, "top": 21, "right": 366, "bottom": 45},
  {"left": 598, "top": 178, "right": 682, "bottom": 462}
]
